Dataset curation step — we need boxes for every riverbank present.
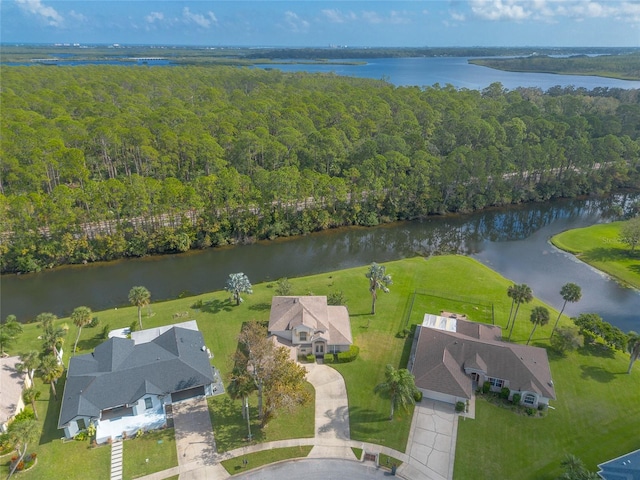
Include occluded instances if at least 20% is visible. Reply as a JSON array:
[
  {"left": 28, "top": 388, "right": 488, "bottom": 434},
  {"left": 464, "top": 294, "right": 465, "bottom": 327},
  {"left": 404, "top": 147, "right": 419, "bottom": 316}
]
[
  {"left": 551, "top": 221, "right": 640, "bottom": 290},
  {"left": 2, "top": 256, "right": 638, "bottom": 479}
]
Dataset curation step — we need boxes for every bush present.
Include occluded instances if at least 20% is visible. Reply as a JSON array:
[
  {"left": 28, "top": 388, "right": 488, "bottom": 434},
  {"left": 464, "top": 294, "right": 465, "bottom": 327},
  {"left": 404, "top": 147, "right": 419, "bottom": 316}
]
[
  {"left": 306, "top": 354, "right": 315, "bottom": 363},
  {"left": 337, "top": 345, "right": 360, "bottom": 363},
  {"left": 500, "top": 387, "right": 510, "bottom": 399},
  {"left": 191, "top": 299, "right": 204, "bottom": 309},
  {"left": 323, "top": 353, "right": 334, "bottom": 364},
  {"left": 413, "top": 390, "right": 423, "bottom": 403},
  {"left": 482, "top": 381, "right": 490, "bottom": 394},
  {"left": 13, "top": 410, "right": 35, "bottom": 422},
  {"left": 74, "top": 431, "right": 87, "bottom": 441},
  {"left": 89, "top": 316, "right": 100, "bottom": 328},
  {"left": 525, "top": 407, "right": 536, "bottom": 416},
  {"left": 512, "top": 393, "right": 521, "bottom": 405},
  {"left": 100, "top": 324, "right": 110, "bottom": 340},
  {"left": 327, "top": 290, "right": 346, "bottom": 306},
  {"left": 455, "top": 401, "right": 466, "bottom": 412}
]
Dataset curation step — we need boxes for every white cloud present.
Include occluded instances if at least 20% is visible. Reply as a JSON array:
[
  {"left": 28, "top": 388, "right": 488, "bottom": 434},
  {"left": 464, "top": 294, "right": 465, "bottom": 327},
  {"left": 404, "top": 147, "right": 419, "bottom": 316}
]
[
  {"left": 145, "top": 11, "right": 164, "bottom": 24},
  {"left": 284, "top": 11, "right": 310, "bottom": 33},
  {"left": 16, "top": 0, "right": 64, "bottom": 27},
  {"left": 182, "top": 7, "right": 217, "bottom": 28},
  {"left": 362, "top": 10, "right": 383, "bottom": 24},
  {"left": 450, "top": 11, "right": 467, "bottom": 21},
  {"left": 468, "top": 0, "right": 640, "bottom": 23},
  {"left": 470, "top": 0, "right": 531, "bottom": 21},
  {"left": 68, "top": 10, "right": 87, "bottom": 23},
  {"left": 321, "top": 9, "right": 356, "bottom": 23}
]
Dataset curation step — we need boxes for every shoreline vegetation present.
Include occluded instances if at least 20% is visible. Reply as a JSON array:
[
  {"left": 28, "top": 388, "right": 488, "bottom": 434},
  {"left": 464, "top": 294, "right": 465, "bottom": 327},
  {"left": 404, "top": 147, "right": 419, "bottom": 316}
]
[
  {"left": 551, "top": 220, "right": 640, "bottom": 290},
  {"left": 2, "top": 65, "right": 639, "bottom": 276},
  {"left": 469, "top": 52, "right": 640, "bottom": 81},
  {"left": 2, "top": 256, "right": 638, "bottom": 479}
]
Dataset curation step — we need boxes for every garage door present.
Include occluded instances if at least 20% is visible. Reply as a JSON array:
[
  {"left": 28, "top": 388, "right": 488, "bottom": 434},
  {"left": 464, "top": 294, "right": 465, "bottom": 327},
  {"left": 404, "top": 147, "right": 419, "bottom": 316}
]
[{"left": 171, "top": 385, "right": 205, "bottom": 403}]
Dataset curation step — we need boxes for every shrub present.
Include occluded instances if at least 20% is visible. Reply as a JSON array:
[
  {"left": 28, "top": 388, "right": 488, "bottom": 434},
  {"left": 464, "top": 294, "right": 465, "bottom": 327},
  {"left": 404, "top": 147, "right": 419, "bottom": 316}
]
[
  {"left": 306, "top": 354, "right": 315, "bottom": 363},
  {"left": 500, "top": 387, "right": 510, "bottom": 399},
  {"left": 191, "top": 299, "right": 204, "bottom": 309},
  {"left": 337, "top": 345, "right": 360, "bottom": 363},
  {"left": 136, "top": 429, "right": 144, "bottom": 438},
  {"left": 100, "top": 324, "right": 110, "bottom": 340},
  {"left": 323, "top": 353, "right": 334, "bottom": 364},
  {"left": 525, "top": 407, "right": 536, "bottom": 416},
  {"left": 512, "top": 393, "right": 521, "bottom": 405},
  {"left": 74, "top": 431, "right": 87, "bottom": 441},
  {"left": 14, "top": 410, "right": 35, "bottom": 422},
  {"left": 455, "top": 401, "right": 466, "bottom": 412},
  {"left": 413, "top": 390, "right": 423, "bottom": 403},
  {"left": 482, "top": 381, "right": 490, "bottom": 394},
  {"left": 89, "top": 316, "right": 100, "bottom": 328},
  {"left": 327, "top": 290, "right": 346, "bottom": 306}
]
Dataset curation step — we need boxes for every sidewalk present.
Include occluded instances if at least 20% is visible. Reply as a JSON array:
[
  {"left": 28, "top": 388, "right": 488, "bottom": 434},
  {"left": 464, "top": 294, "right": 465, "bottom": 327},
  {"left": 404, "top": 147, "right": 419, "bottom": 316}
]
[{"left": 135, "top": 364, "right": 460, "bottom": 480}]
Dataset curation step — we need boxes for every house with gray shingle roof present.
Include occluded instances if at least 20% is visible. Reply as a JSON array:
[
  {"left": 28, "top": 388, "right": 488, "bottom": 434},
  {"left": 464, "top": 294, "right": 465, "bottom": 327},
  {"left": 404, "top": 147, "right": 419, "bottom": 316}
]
[
  {"left": 409, "top": 313, "right": 556, "bottom": 408},
  {"left": 58, "top": 322, "right": 221, "bottom": 443},
  {"left": 597, "top": 448, "right": 640, "bottom": 480},
  {"left": 268, "top": 296, "right": 352, "bottom": 357}
]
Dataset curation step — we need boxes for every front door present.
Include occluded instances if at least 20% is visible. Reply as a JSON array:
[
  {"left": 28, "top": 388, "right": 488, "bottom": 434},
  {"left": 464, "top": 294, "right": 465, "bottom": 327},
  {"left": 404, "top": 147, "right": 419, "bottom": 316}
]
[{"left": 315, "top": 343, "right": 324, "bottom": 354}]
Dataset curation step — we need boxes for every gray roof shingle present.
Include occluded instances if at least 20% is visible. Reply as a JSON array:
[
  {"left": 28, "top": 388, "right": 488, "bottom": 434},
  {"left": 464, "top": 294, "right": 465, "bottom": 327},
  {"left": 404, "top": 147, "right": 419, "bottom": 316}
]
[{"left": 59, "top": 326, "right": 214, "bottom": 428}]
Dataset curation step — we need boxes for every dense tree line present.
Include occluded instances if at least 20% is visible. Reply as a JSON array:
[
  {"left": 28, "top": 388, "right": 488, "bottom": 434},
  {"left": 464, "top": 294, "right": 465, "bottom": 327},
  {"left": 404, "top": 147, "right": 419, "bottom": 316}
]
[{"left": 1, "top": 66, "right": 639, "bottom": 273}]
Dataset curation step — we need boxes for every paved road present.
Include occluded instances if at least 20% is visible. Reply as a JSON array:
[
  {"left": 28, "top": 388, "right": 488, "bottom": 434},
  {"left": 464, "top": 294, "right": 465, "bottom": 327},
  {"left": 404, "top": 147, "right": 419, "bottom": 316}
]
[{"left": 232, "top": 458, "right": 396, "bottom": 479}]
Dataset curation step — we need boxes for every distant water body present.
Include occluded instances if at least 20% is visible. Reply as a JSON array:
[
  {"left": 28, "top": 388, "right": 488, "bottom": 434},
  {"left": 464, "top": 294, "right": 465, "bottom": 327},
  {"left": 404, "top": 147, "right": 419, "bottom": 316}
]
[{"left": 262, "top": 57, "right": 640, "bottom": 90}]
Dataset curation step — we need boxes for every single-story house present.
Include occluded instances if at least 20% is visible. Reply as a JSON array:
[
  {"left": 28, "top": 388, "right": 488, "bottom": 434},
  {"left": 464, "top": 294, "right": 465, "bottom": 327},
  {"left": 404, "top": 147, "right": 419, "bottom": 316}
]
[
  {"left": 0, "top": 356, "right": 31, "bottom": 432},
  {"left": 58, "top": 321, "right": 222, "bottom": 443},
  {"left": 597, "top": 449, "right": 640, "bottom": 480},
  {"left": 409, "top": 313, "right": 556, "bottom": 408},
  {"left": 268, "top": 296, "right": 353, "bottom": 357}
]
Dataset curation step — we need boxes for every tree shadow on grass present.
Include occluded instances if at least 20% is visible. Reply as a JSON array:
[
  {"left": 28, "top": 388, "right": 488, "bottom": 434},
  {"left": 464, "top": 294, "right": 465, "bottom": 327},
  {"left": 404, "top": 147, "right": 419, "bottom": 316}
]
[
  {"left": 201, "top": 299, "right": 234, "bottom": 314},
  {"left": 579, "top": 365, "right": 616, "bottom": 383},
  {"left": 39, "top": 373, "right": 66, "bottom": 445},
  {"left": 248, "top": 303, "right": 270, "bottom": 312},
  {"left": 628, "top": 263, "right": 640, "bottom": 275},
  {"left": 577, "top": 343, "right": 616, "bottom": 359}
]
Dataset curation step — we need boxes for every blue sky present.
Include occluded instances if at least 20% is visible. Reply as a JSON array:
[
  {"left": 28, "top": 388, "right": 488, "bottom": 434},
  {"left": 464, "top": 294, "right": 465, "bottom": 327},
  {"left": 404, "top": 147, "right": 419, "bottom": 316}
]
[{"left": 2, "top": 1, "right": 639, "bottom": 47}]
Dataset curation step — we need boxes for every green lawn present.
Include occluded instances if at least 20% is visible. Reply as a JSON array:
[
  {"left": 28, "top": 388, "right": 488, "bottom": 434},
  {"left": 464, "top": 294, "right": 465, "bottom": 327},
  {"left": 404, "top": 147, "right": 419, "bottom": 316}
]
[
  {"left": 123, "top": 428, "right": 177, "bottom": 479},
  {"left": 220, "top": 446, "right": 312, "bottom": 475},
  {"left": 3, "top": 255, "right": 639, "bottom": 479},
  {"left": 551, "top": 221, "right": 640, "bottom": 289}
]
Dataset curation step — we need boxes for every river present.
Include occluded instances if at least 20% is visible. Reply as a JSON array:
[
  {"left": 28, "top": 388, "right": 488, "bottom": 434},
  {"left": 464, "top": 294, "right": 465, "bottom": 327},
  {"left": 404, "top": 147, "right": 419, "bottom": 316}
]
[
  {"left": 261, "top": 57, "right": 640, "bottom": 90},
  {"left": 2, "top": 194, "right": 639, "bottom": 333}
]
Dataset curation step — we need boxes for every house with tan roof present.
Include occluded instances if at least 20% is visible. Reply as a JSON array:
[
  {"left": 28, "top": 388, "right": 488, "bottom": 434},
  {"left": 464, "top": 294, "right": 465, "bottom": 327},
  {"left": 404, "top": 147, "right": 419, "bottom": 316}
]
[
  {"left": 409, "top": 313, "right": 556, "bottom": 408},
  {"left": 1, "top": 356, "right": 31, "bottom": 433},
  {"left": 268, "top": 296, "right": 353, "bottom": 357}
]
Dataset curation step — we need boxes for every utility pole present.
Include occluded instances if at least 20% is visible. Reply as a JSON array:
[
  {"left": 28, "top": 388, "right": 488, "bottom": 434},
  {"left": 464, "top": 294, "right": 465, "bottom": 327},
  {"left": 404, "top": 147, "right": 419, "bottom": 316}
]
[{"left": 245, "top": 396, "right": 252, "bottom": 441}]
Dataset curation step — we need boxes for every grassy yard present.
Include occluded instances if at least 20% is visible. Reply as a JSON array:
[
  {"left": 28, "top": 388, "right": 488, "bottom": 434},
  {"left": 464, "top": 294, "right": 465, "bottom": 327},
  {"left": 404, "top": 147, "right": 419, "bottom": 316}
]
[
  {"left": 551, "top": 221, "right": 640, "bottom": 289},
  {"left": 123, "top": 428, "right": 177, "bottom": 479},
  {"left": 220, "top": 446, "right": 312, "bottom": 475},
  {"left": 3, "top": 255, "right": 639, "bottom": 479}
]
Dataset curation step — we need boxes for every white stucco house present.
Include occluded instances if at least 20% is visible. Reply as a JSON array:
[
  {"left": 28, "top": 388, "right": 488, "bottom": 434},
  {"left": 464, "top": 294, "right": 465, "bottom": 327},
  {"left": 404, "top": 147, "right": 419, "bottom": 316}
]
[
  {"left": 409, "top": 313, "right": 556, "bottom": 408},
  {"left": 58, "top": 321, "right": 222, "bottom": 443},
  {"left": 268, "top": 296, "right": 353, "bottom": 357}
]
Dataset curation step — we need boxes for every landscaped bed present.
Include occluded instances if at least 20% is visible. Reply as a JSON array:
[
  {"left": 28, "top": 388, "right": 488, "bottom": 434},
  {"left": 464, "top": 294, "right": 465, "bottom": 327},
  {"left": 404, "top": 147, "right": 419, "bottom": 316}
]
[{"left": 220, "top": 446, "right": 312, "bottom": 475}]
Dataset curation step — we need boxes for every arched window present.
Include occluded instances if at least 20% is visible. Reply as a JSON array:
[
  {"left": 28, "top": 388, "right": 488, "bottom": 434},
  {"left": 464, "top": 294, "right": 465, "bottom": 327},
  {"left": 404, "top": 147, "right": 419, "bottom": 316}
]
[{"left": 523, "top": 393, "right": 536, "bottom": 405}]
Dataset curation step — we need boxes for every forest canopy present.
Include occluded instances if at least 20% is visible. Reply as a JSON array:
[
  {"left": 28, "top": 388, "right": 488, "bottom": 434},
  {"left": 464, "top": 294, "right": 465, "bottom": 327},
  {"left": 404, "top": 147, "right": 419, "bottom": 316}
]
[{"left": 1, "top": 65, "right": 639, "bottom": 273}]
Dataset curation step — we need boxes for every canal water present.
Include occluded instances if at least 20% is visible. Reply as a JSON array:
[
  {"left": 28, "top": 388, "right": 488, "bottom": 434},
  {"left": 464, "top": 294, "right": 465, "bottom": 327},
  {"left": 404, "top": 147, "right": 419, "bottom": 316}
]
[{"left": 2, "top": 194, "right": 639, "bottom": 333}]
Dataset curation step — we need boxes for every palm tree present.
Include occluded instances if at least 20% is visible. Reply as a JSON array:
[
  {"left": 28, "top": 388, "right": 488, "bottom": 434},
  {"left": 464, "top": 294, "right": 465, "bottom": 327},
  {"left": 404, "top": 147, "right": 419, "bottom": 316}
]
[
  {"left": 507, "top": 283, "right": 533, "bottom": 341},
  {"left": 6, "top": 418, "right": 39, "bottom": 479},
  {"left": 40, "top": 354, "right": 63, "bottom": 401},
  {"left": 527, "top": 306, "right": 550, "bottom": 345},
  {"left": 225, "top": 273, "right": 253, "bottom": 306},
  {"left": 128, "top": 286, "right": 151, "bottom": 330},
  {"left": 22, "top": 387, "right": 41, "bottom": 420},
  {"left": 365, "top": 262, "right": 392, "bottom": 318},
  {"left": 39, "top": 312, "right": 67, "bottom": 360},
  {"left": 374, "top": 364, "right": 418, "bottom": 420},
  {"left": 505, "top": 284, "right": 517, "bottom": 330},
  {"left": 71, "top": 306, "right": 92, "bottom": 354},
  {"left": 627, "top": 331, "right": 640, "bottom": 374},
  {"left": 0, "top": 314, "right": 22, "bottom": 355},
  {"left": 551, "top": 283, "right": 582, "bottom": 339},
  {"left": 16, "top": 351, "right": 40, "bottom": 384}
]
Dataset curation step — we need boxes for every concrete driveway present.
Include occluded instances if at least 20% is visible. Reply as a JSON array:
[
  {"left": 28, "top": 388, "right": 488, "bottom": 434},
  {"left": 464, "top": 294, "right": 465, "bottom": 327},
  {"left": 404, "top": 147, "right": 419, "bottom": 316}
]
[{"left": 399, "top": 399, "right": 458, "bottom": 480}]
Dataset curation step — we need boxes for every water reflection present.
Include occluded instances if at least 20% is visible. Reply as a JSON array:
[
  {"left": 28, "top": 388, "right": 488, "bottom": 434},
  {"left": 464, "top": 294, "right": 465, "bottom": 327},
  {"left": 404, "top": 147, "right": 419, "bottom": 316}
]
[{"left": 1, "top": 194, "right": 638, "bottom": 332}]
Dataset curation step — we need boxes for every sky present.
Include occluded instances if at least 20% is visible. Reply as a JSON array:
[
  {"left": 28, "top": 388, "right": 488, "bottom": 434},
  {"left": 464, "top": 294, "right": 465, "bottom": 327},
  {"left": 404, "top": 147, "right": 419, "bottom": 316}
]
[{"left": 1, "top": 0, "right": 639, "bottom": 47}]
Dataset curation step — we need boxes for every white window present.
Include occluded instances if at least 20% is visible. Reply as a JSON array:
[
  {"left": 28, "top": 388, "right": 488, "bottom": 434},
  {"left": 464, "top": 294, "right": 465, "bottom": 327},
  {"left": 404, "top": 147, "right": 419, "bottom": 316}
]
[
  {"left": 489, "top": 377, "right": 504, "bottom": 388},
  {"left": 299, "top": 331, "right": 307, "bottom": 342},
  {"left": 523, "top": 394, "right": 536, "bottom": 405},
  {"left": 144, "top": 397, "right": 153, "bottom": 410}
]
